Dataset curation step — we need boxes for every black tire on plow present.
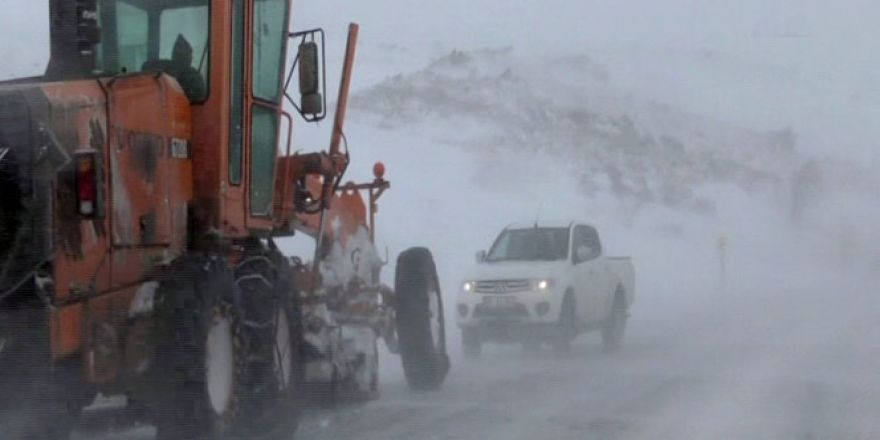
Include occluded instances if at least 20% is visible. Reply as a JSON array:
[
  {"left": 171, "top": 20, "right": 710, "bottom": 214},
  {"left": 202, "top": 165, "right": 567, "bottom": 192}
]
[{"left": 395, "top": 247, "right": 450, "bottom": 391}]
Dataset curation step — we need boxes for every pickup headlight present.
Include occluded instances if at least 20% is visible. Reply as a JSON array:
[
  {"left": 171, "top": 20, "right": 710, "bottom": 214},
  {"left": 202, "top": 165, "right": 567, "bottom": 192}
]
[
  {"left": 533, "top": 278, "right": 554, "bottom": 291},
  {"left": 462, "top": 281, "right": 474, "bottom": 292}
]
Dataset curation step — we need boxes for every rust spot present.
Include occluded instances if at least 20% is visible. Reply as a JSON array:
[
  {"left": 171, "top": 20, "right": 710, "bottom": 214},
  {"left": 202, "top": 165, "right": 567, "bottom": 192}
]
[
  {"left": 57, "top": 165, "right": 83, "bottom": 257},
  {"left": 139, "top": 211, "right": 156, "bottom": 244},
  {"left": 129, "top": 133, "right": 161, "bottom": 181},
  {"left": 89, "top": 118, "right": 107, "bottom": 237},
  {"left": 89, "top": 118, "right": 105, "bottom": 154}
]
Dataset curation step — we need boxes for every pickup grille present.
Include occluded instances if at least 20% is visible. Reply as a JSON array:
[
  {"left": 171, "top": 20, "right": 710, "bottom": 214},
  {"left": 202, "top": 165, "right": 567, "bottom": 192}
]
[{"left": 474, "top": 279, "right": 531, "bottom": 293}]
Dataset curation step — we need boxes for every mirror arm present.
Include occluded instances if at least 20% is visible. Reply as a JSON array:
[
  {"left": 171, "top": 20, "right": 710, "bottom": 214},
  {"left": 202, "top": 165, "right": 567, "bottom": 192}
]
[{"left": 285, "top": 91, "right": 302, "bottom": 116}]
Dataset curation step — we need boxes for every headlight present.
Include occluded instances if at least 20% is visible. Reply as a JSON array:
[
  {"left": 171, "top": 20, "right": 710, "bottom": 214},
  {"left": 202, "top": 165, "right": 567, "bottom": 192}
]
[
  {"left": 534, "top": 279, "right": 554, "bottom": 291},
  {"left": 462, "top": 281, "right": 474, "bottom": 292}
]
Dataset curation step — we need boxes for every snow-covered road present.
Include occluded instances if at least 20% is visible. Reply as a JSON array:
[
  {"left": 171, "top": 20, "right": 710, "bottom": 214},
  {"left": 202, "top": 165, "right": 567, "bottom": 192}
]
[
  {"left": 75, "top": 268, "right": 880, "bottom": 440},
  {"left": 69, "top": 117, "right": 880, "bottom": 440},
  {"left": 295, "top": 273, "right": 880, "bottom": 440}
]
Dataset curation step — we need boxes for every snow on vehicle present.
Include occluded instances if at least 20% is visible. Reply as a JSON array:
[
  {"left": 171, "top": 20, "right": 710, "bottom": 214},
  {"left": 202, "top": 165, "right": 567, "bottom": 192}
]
[
  {"left": 456, "top": 221, "right": 635, "bottom": 357},
  {"left": 0, "top": 1, "right": 448, "bottom": 438}
]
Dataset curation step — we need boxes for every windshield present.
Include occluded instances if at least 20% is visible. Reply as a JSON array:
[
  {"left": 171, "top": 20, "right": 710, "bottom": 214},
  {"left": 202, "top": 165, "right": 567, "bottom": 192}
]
[
  {"left": 486, "top": 227, "right": 570, "bottom": 262},
  {"left": 94, "top": 0, "right": 210, "bottom": 102}
]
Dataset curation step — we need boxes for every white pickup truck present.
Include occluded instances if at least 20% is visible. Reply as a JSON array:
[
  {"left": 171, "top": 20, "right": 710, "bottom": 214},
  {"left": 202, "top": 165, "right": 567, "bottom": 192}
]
[{"left": 456, "top": 221, "right": 635, "bottom": 357}]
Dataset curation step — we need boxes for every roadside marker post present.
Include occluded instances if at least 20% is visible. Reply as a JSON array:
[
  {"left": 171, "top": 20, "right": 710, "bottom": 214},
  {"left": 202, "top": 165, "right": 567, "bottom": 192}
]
[{"left": 717, "top": 234, "right": 727, "bottom": 293}]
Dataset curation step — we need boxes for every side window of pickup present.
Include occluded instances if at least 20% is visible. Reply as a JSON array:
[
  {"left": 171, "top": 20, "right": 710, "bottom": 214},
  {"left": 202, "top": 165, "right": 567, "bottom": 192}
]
[{"left": 573, "top": 225, "right": 602, "bottom": 263}]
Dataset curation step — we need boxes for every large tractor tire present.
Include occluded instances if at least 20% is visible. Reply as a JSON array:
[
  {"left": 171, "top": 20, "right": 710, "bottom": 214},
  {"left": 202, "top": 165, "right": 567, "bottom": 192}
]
[
  {"left": 233, "top": 242, "right": 303, "bottom": 439},
  {"left": 0, "top": 142, "right": 23, "bottom": 276},
  {"left": 153, "top": 256, "right": 249, "bottom": 440},
  {"left": 154, "top": 252, "right": 302, "bottom": 440},
  {"left": 395, "top": 247, "right": 450, "bottom": 391}
]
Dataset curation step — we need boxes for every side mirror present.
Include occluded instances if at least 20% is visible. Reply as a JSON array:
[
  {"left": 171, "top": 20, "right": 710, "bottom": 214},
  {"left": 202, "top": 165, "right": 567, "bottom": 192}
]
[
  {"left": 298, "top": 41, "right": 323, "bottom": 115},
  {"left": 475, "top": 250, "right": 486, "bottom": 263}
]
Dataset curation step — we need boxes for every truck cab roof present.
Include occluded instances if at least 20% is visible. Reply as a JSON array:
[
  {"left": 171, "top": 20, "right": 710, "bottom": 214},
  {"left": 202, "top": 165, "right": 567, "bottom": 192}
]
[{"left": 505, "top": 219, "right": 599, "bottom": 231}]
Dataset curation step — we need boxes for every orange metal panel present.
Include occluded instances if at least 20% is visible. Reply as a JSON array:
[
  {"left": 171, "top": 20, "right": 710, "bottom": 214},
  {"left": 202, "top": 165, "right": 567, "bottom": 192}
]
[
  {"left": 40, "top": 81, "right": 113, "bottom": 304},
  {"left": 50, "top": 304, "right": 84, "bottom": 359},
  {"left": 40, "top": 74, "right": 192, "bottom": 360},
  {"left": 189, "top": 0, "right": 250, "bottom": 237},
  {"left": 107, "top": 74, "right": 191, "bottom": 249},
  {"left": 297, "top": 177, "right": 369, "bottom": 245}
]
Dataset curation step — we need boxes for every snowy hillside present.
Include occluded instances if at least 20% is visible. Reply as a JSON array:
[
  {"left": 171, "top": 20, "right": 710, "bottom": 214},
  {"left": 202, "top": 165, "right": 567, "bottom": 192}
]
[
  {"left": 315, "top": 45, "right": 880, "bottom": 314},
  {"left": 350, "top": 48, "right": 802, "bottom": 216}
]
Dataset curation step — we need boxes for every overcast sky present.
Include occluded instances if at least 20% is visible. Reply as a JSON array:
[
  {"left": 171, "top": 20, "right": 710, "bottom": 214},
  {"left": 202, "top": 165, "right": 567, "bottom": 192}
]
[
  {"left": 291, "top": 0, "right": 880, "bottom": 162},
  {"left": 2, "top": 1, "right": 878, "bottom": 161},
  {"left": 6, "top": 1, "right": 877, "bottom": 69},
  {"left": 292, "top": 0, "right": 879, "bottom": 59}
]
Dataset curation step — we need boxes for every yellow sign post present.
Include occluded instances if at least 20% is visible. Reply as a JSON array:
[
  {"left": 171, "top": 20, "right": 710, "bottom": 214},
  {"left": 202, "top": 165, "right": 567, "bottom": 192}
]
[{"left": 717, "top": 234, "right": 727, "bottom": 292}]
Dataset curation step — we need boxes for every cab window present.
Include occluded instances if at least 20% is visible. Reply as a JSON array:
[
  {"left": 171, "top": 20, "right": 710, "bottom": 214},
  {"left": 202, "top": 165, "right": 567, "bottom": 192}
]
[
  {"left": 572, "top": 225, "right": 602, "bottom": 262},
  {"left": 95, "top": 0, "right": 210, "bottom": 102},
  {"left": 248, "top": 0, "right": 289, "bottom": 216},
  {"left": 251, "top": 0, "right": 288, "bottom": 102}
]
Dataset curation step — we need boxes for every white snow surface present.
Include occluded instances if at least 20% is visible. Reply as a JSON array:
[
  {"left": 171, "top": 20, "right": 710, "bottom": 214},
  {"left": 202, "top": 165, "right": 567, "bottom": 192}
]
[{"left": 1, "top": 1, "right": 879, "bottom": 439}]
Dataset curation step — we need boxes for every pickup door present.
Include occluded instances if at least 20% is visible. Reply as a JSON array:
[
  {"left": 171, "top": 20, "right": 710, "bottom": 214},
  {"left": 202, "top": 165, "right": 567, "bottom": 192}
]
[{"left": 571, "top": 224, "right": 611, "bottom": 326}]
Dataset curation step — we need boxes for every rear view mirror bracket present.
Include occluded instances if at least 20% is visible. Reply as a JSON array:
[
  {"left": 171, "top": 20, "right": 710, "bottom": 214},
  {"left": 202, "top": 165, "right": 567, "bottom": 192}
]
[{"left": 285, "top": 28, "right": 327, "bottom": 122}]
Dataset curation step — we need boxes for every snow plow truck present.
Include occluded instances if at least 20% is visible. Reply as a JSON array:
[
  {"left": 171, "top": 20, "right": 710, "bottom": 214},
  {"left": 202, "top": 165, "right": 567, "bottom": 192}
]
[{"left": 0, "top": 0, "right": 449, "bottom": 438}]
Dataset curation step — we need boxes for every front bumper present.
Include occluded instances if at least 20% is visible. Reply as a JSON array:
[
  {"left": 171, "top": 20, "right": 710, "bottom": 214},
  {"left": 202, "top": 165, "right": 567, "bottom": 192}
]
[{"left": 456, "top": 289, "right": 561, "bottom": 328}]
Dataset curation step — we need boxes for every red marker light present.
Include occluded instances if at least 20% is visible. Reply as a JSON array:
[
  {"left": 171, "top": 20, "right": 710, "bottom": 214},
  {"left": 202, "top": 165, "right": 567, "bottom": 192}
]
[
  {"left": 76, "top": 153, "right": 98, "bottom": 216},
  {"left": 373, "top": 161, "right": 385, "bottom": 180}
]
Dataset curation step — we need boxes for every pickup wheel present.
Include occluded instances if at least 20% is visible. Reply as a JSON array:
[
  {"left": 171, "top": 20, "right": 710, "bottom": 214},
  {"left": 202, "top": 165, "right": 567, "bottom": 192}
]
[
  {"left": 602, "top": 291, "right": 627, "bottom": 353},
  {"left": 462, "top": 327, "right": 482, "bottom": 359},
  {"left": 552, "top": 292, "right": 577, "bottom": 357},
  {"left": 395, "top": 247, "right": 450, "bottom": 391}
]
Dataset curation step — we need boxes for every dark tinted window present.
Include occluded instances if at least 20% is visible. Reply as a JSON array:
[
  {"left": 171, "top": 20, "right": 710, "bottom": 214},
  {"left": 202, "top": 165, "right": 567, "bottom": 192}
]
[
  {"left": 249, "top": 106, "right": 278, "bottom": 215},
  {"left": 487, "top": 228, "right": 570, "bottom": 262},
  {"left": 572, "top": 225, "right": 602, "bottom": 261}
]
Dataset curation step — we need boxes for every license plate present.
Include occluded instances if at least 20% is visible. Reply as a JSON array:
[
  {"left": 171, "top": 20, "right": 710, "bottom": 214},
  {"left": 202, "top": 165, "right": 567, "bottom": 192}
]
[{"left": 482, "top": 295, "right": 515, "bottom": 308}]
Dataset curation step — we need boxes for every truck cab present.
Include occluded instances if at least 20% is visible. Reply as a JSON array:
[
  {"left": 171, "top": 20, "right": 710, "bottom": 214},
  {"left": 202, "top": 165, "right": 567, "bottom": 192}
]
[{"left": 456, "top": 221, "right": 635, "bottom": 357}]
